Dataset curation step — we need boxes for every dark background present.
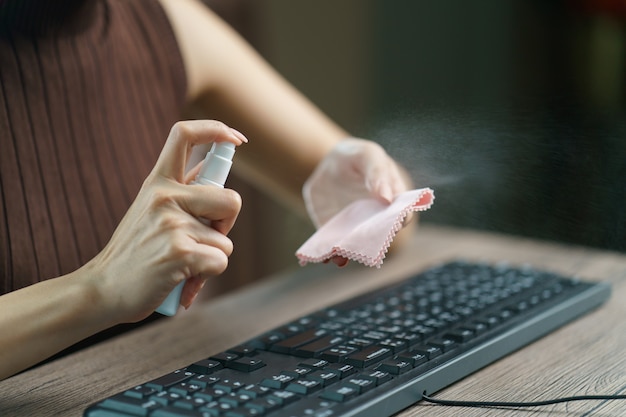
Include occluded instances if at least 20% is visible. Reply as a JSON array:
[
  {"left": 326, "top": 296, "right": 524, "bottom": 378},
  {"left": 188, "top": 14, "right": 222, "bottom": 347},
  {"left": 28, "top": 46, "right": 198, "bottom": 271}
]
[
  {"left": 203, "top": 0, "right": 626, "bottom": 293},
  {"left": 368, "top": 0, "right": 626, "bottom": 252}
]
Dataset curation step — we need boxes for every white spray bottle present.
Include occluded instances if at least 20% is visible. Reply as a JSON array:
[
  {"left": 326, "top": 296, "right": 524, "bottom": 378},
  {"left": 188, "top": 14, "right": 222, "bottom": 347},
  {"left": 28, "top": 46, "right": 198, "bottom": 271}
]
[{"left": 156, "top": 141, "right": 236, "bottom": 316}]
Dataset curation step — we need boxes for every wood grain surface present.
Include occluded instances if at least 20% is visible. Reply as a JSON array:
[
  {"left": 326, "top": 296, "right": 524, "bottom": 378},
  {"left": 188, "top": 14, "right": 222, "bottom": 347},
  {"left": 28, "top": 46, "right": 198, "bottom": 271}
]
[{"left": 1, "top": 225, "right": 625, "bottom": 416}]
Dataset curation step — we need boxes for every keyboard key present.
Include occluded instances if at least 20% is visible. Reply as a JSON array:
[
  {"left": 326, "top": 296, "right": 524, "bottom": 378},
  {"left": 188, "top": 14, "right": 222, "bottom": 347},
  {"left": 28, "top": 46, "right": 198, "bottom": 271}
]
[
  {"left": 219, "top": 393, "right": 248, "bottom": 408},
  {"left": 429, "top": 338, "right": 456, "bottom": 352},
  {"left": 378, "top": 338, "right": 408, "bottom": 353},
  {"left": 377, "top": 359, "right": 412, "bottom": 375},
  {"left": 227, "top": 345, "right": 258, "bottom": 356},
  {"left": 186, "top": 359, "right": 222, "bottom": 375},
  {"left": 123, "top": 385, "right": 156, "bottom": 399},
  {"left": 362, "top": 370, "right": 393, "bottom": 385},
  {"left": 224, "top": 407, "right": 264, "bottom": 417},
  {"left": 293, "top": 335, "right": 345, "bottom": 358},
  {"left": 100, "top": 394, "right": 160, "bottom": 416},
  {"left": 270, "top": 329, "right": 328, "bottom": 354},
  {"left": 408, "top": 325, "right": 435, "bottom": 339},
  {"left": 305, "top": 370, "right": 340, "bottom": 387},
  {"left": 298, "top": 358, "right": 329, "bottom": 370},
  {"left": 171, "top": 398, "right": 196, "bottom": 410},
  {"left": 445, "top": 329, "right": 474, "bottom": 343},
  {"left": 345, "top": 345, "right": 392, "bottom": 368},
  {"left": 345, "top": 337, "right": 374, "bottom": 349},
  {"left": 237, "top": 384, "right": 271, "bottom": 399},
  {"left": 285, "top": 379, "right": 323, "bottom": 395},
  {"left": 276, "top": 397, "right": 335, "bottom": 416},
  {"left": 146, "top": 370, "right": 194, "bottom": 391},
  {"left": 249, "top": 332, "right": 285, "bottom": 349},
  {"left": 170, "top": 382, "right": 203, "bottom": 396},
  {"left": 280, "top": 365, "right": 312, "bottom": 379},
  {"left": 210, "top": 352, "right": 240, "bottom": 364},
  {"left": 214, "top": 379, "right": 246, "bottom": 393},
  {"left": 150, "top": 391, "right": 184, "bottom": 406},
  {"left": 410, "top": 345, "right": 442, "bottom": 359},
  {"left": 276, "top": 323, "right": 307, "bottom": 335},
  {"left": 319, "top": 345, "right": 358, "bottom": 363},
  {"left": 266, "top": 390, "right": 300, "bottom": 406},
  {"left": 361, "top": 330, "right": 388, "bottom": 341},
  {"left": 245, "top": 397, "right": 281, "bottom": 414},
  {"left": 178, "top": 396, "right": 209, "bottom": 409},
  {"left": 260, "top": 374, "right": 296, "bottom": 389},
  {"left": 397, "top": 351, "right": 428, "bottom": 367},
  {"left": 465, "top": 322, "right": 488, "bottom": 335},
  {"left": 476, "top": 315, "right": 500, "bottom": 328},
  {"left": 344, "top": 377, "right": 375, "bottom": 393},
  {"left": 393, "top": 332, "right": 422, "bottom": 346},
  {"left": 189, "top": 375, "right": 220, "bottom": 389},
  {"left": 193, "top": 387, "right": 227, "bottom": 402},
  {"left": 151, "top": 406, "right": 206, "bottom": 417},
  {"left": 324, "top": 363, "right": 357, "bottom": 379},
  {"left": 320, "top": 383, "right": 359, "bottom": 402},
  {"left": 225, "top": 357, "right": 266, "bottom": 372},
  {"left": 199, "top": 400, "right": 237, "bottom": 415}
]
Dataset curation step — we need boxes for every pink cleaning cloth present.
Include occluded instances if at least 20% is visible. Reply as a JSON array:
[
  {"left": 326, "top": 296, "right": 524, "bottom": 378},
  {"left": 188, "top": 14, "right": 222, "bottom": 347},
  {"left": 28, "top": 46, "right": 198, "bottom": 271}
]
[{"left": 296, "top": 188, "right": 434, "bottom": 268}]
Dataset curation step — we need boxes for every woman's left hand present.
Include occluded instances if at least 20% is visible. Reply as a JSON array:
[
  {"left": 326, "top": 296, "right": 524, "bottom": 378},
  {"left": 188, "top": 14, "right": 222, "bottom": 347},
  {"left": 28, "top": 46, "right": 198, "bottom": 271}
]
[{"left": 302, "top": 138, "right": 412, "bottom": 266}]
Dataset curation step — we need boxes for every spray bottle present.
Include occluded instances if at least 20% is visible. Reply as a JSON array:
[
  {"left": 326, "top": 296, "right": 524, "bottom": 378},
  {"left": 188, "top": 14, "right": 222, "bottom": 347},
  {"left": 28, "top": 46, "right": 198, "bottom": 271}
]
[{"left": 156, "top": 141, "right": 236, "bottom": 316}]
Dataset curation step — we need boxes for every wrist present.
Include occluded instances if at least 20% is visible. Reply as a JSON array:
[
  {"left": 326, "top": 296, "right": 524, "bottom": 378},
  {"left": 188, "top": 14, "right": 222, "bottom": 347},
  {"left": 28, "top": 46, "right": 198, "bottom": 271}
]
[{"left": 70, "top": 260, "right": 123, "bottom": 329}]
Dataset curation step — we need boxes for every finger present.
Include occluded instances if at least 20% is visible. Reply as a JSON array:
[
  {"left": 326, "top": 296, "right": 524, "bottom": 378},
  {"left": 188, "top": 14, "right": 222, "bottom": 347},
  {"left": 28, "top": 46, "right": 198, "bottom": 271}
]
[
  {"left": 180, "top": 276, "right": 206, "bottom": 310},
  {"left": 403, "top": 212, "right": 415, "bottom": 227},
  {"left": 191, "top": 222, "right": 234, "bottom": 257},
  {"left": 183, "top": 160, "right": 203, "bottom": 184},
  {"left": 181, "top": 187, "right": 242, "bottom": 235},
  {"left": 386, "top": 162, "right": 409, "bottom": 198},
  {"left": 369, "top": 155, "right": 411, "bottom": 204},
  {"left": 331, "top": 256, "right": 349, "bottom": 268},
  {"left": 153, "top": 120, "right": 247, "bottom": 181},
  {"left": 365, "top": 159, "right": 396, "bottom": 203},
  {"left": 182, "top": 242, "right": 230, "bottom": 279}
]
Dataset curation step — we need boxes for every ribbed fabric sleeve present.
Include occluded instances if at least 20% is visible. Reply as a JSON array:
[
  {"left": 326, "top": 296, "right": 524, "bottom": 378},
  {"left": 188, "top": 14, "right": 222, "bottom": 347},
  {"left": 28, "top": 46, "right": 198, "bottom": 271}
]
[{"left": 0, "top": 0, "right": 187, "bottom": 294}]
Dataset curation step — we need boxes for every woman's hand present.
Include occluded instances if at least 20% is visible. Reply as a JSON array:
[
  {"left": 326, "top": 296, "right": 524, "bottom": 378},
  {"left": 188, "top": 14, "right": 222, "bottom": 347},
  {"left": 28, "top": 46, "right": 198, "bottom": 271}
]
[
  {"left": 85, "top": 120, "right": 247, "bottom": 323},
  {"left": 303, "top": 138, "right": 410, "bottom": 226},
  {"left": 303, "top": 138, "right": 412, "bottom": 267}
]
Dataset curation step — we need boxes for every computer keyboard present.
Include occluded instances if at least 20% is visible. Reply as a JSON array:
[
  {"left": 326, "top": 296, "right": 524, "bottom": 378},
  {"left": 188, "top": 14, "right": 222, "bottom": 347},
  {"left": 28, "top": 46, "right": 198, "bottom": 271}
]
[{"left": 84, "top": 260, "right": 611, "bottom": 417}]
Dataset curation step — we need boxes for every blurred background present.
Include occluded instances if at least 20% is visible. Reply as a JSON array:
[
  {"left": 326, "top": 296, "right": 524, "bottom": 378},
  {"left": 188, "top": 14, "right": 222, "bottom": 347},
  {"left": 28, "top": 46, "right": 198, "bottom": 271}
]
[{"left": 201, "top": 0, "right": 626, "bottom": 295}]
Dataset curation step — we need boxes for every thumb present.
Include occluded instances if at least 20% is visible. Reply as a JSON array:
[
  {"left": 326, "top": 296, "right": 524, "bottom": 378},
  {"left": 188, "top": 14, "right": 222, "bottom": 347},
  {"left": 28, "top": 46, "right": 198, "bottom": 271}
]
[{"left": 365, "top": 160, "right": 398, "bottom": 204}]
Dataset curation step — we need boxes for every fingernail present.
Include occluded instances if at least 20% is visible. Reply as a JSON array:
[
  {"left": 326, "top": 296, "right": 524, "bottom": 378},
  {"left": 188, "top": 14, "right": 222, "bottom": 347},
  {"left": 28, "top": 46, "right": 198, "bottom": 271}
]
[
  {"left": 230, "top": 127, "right": 249, "bottom": 143},
  {"left": 379, "top": 183, "right": 394, "bottom": 204},
  {"left": 184, "top": 293, "right": 198, "bottom": 310}
]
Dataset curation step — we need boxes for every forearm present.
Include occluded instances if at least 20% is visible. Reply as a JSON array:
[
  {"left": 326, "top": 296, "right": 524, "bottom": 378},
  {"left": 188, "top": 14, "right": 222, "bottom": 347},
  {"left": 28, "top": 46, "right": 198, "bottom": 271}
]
[
  {"left": 0, "top": 267, "right": 112, "bottom": 380},
  {"left": 196, "top": 71, "right": 348, "bottom": 213}
]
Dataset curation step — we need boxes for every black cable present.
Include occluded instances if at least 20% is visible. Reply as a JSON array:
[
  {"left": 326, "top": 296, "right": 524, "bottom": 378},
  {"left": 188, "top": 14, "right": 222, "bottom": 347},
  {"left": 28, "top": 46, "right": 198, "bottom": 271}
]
[{"left": 421, "top": 391, "right": 626, "bottom": 408}]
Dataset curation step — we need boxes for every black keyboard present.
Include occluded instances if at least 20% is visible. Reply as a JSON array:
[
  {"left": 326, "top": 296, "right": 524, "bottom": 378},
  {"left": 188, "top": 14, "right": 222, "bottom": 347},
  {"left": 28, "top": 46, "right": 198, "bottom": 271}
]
[{"left": 84, "top": 260, "right": 611, "bottom": 417}]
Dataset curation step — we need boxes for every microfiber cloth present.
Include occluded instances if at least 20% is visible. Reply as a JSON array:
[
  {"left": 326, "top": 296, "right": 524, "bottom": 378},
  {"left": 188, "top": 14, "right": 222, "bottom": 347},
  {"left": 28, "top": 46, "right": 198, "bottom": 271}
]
[{"left": 296, "top": 188, "right": 435, "bottom": 268}]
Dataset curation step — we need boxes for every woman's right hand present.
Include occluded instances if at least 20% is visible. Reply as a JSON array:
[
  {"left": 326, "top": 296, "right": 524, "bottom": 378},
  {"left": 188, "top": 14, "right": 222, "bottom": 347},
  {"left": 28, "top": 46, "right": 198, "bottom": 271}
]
[{"left": 83, "top": 120, "right": 247, "bottom": 324}]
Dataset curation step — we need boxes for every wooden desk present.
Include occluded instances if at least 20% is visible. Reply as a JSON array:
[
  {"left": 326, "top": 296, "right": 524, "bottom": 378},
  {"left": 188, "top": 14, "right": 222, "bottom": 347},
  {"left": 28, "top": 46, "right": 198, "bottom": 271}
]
[{"left": 1, "top": 225, "right": 625, "bottom": 416}]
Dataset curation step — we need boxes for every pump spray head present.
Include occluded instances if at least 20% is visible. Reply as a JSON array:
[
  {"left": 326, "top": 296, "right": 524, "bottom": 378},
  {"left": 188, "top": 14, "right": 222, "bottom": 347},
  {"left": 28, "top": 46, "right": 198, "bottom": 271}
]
[{"left": 194, "top": 142, "right": 236, "bottom": 188}]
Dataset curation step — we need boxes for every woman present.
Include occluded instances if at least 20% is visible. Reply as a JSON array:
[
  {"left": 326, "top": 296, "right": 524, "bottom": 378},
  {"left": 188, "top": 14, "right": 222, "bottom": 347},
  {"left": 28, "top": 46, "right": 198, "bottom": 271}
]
[{"left": 0, "top": 0, "right": 410, "bottom": 379}]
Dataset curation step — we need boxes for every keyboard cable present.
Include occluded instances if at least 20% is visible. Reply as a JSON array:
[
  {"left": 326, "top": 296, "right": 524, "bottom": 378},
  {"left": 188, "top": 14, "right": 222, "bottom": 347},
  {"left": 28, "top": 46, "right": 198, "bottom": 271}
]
[{"left": 422, "top": 391, "right": 626, "bottom": 408}]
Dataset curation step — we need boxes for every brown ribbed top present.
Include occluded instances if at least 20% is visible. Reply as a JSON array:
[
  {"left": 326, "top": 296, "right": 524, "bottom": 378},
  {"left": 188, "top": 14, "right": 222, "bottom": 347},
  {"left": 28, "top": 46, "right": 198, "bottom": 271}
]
[{"left": 0, "top": 0, "right": 187, "bottom": 294}]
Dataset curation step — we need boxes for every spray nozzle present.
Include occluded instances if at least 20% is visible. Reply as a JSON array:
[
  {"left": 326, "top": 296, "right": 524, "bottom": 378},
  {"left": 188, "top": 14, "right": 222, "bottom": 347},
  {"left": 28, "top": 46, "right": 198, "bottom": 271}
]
[{"left": 194, "top": 142, "right": 236, "bottom": 188}]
